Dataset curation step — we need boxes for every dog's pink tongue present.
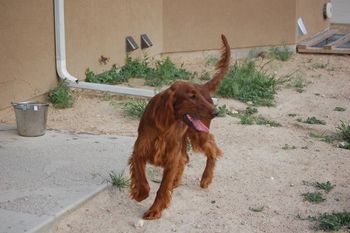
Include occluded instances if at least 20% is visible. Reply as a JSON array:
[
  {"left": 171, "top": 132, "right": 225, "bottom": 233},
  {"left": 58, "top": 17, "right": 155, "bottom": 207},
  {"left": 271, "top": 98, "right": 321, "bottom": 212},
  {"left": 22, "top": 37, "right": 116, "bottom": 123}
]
[{"left": 188, "top": 115, "right": 209, "bottom": 132}]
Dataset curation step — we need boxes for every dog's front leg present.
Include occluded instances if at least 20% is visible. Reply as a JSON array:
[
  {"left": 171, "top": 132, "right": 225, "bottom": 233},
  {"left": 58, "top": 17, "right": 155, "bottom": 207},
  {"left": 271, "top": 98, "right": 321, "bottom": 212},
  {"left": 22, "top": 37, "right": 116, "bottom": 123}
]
[
  {"left": 143, "top": 157, "right": 179, "bottom": 220},
  {"left": 143, "top": 121, "right": 187, "bottom": 220},
  {"left": 200, "top": 133, "right": 222, "bottom": 189}
]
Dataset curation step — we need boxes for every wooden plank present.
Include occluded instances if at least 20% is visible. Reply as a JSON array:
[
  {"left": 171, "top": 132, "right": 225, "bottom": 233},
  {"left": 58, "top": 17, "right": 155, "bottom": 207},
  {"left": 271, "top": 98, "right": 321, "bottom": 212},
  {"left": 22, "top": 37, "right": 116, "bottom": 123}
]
[
  {"left": 298, "top": 47, "right": 350, "bottom": 55},
  {"left": 297, "top": 29, "right": 338, "bottom": 49},
  {"left": 324, "top": 32, "right": 350, "bottom": 49}
]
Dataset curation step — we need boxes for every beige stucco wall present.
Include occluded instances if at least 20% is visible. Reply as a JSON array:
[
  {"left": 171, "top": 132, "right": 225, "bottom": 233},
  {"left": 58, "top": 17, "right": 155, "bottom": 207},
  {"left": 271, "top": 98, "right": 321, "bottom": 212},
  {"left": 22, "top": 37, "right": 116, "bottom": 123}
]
[
  {"left": 0, "top": 0, "right": 330, "bottom": 110},
  {"left": 163, "top": 0, "right": 297, "bottom": 53},
  {"left": 64, "top": 0, "right": 163, "bottom": 80},
  {"left": 296, "top": 0, "right": 330, "bottom": 41},
  {"left": 0, "top": 0, "right": 57, "bottom": 110}
]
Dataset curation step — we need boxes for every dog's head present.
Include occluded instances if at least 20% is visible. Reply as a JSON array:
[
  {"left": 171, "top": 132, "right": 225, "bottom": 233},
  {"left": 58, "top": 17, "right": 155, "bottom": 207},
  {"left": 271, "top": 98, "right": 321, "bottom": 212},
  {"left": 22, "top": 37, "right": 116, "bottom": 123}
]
[
  {"left": 162, "top": 81, "right": 218, "bottom": 133},
  {"left": 149, "top": 35, "right": 231, "bottom": 133}
]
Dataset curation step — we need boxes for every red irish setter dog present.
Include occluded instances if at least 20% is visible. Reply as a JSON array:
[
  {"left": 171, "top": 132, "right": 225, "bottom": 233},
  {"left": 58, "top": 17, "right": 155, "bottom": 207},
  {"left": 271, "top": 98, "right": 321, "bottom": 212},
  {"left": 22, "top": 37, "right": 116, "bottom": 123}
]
[{"left": 129, "top": 35, "right": 231, "bottom": 220}]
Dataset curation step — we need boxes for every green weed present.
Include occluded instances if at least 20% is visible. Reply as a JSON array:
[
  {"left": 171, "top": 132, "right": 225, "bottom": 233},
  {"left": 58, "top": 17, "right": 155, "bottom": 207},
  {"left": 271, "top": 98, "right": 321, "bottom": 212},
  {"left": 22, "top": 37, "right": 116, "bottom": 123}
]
[
  {"left": 311, "top": 212, "right": 350, "bottom": 231},
  {"left": 122, "top": 100, "right": 148, "bottom": 119},
  {"left": 337, "top": 121, "right": 350, "bottom": 142},
  {"left": 302, "top": 192, "right": 326, "bottom": 203},
  {"left": 256, "top": 117, "right": 281, "bottom": 127},
  {"left": 312, "top": 62, "right": 329, "bottom": 69},
  {"left": 282, "top": 144, "right": 297, "bottom": 150},
  {"left": 145, "top": 57, "right": 192, "bottom": 87},
  {"left": 309, "top": 132, "right": 337, "bottom": 144},
  {"left": 217, "top": 105, "right": 235, "bottom": 117},
  {"left": 339, "top": 142, "right": 350, "bottom": 150},
  {"left": 240, "top": 114, "right": 255, "bottom": 125},
  {"left": 313, "top": 181, "right": 335, "bottom": 193},
  {"left": 249, "top": 206, "right": 265, "bottom": 212},
  {"left": 245, "top": 106, "right": 258, "bottom": 115},
  {"left": 298, "top": 117, "right": 326, "bottom": 125},
  {"left": 108, "top": 171, "right": 130, "bottom": 191},
  {"left": 269, "top": 44, "right": 293, "bottom": 61},
  {"left": 235, "top": 107, "right": 280, "bottom": 127},
  {"left": 199, "top": 71, "right": 211, "bottom": 81},
  {"left": 186, "top": 140, "right": 192, "bottom": 153},
  {"left": 334, "top": 107, "right": 346, "bottom": 112},
  {"left": 289, "top": 74, "right": 308, "bottom": 93},
  {"left": 48, "top": 79, "right": 73, "bottom": 109},
  {"left": 205, "top": 55, "right": 219, "bottom": 66},
  {"left": 303, "top": 181, "right": 335, "bottom": 193},
  {"left": 86, "top": 56, "right": 193, "bottom": 87},
  {"left": 218, "top": 60, "right": 278, "bottom": 106},
  {"left": 85, "top": 65, "right": 125, "bottom": 84}
]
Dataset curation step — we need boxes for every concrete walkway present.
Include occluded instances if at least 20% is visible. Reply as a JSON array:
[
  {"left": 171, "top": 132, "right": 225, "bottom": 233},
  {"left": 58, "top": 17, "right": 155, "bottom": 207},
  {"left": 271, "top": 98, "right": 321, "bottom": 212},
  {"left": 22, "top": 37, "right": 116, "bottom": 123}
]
[{"left": 0, "top": 125, "right": 134, "bottom": 233}]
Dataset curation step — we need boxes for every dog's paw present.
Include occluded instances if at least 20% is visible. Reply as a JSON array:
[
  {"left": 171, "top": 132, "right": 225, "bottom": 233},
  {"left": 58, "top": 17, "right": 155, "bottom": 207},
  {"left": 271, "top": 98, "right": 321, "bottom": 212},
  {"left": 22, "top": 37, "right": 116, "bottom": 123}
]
[
  {"left": 172, "top": 178, "right": 182, "bottom": 189},
  {"left": 200, "top": 178, "right": 212, "bottom": 189},
  {"left": 131, "top": 183, "right": 150, "bottom": 202},
  {"left": 143, "top": 208, "right": 162, "bottom": 220}
]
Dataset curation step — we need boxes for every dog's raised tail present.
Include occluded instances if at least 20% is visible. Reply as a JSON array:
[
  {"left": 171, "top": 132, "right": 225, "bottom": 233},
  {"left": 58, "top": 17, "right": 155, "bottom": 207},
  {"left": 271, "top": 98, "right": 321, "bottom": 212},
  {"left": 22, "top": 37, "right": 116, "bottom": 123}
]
[{"left": 205, "top": 34, "right": 231, "bottom": 92}]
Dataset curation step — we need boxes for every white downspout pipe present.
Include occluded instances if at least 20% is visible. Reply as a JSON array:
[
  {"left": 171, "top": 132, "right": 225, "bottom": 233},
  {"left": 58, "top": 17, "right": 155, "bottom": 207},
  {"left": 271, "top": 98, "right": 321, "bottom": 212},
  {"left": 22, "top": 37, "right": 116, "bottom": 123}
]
[{"left": 53, "top": 0, "right": 155, "bottom": 97}]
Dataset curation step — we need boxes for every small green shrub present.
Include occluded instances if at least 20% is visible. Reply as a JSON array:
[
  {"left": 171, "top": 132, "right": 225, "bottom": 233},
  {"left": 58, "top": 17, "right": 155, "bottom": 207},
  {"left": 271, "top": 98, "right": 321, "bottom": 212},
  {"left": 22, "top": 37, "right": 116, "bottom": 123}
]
[
  {"left": 298, "top": 117, "right": 326, "bottom": 125},
  {"left": 334, "top": 107, "right": 346, "bottom": 112},
  {"left": 85, "top": 65, "right": 127, "bottom": 84},
  {"left": 309, "top": 132, "right": 337, "bottom": 144},
  {"left": 249, "top": 206, "right": 265, "bottom": 212},
  {"left": 145, "top": 57, "right": 192, "bottom": 87},
  {"left": 313, "top": 181, "right": 335, "bottom": 193},
  {"left": 86, "top": 57, "right": 153, "bottom": 84},
  {"left": 302, "top": 192, "right": 326, "bottom": 203},
  {"left": 205, "top": 55, "right": 219, "bottom": 66},
  {"left": 217, "top": 105, "right": 235, "bottom": 117},
  {"left": 312, "top": 62, "right": 329, "bottom": 69},
  {"left": 282, "top": 144, "right": 296, "bottom": 150},
  {"left": 256, "top": 117, "right": 281, "bottom": 127},
  {"left": 234, "top": 107, "right": 280, "bottom": 127},
  {"left": 339, "top": 142, "right": 350, "bottom": 150},
  {"left": 122, "top": 100, "right": 148, "bottom": 119},
  {"left": 218, "top": 60, "right": 278, "bottom": 106},
  {"left": 269, "top": 44, "right": 293, "bottom": 61},
  {"left": 86, "top": 57, "right": 193, "bottom": 87},
  {"left": 108, "top": 171, "right": 130, "bottom": 191},
  {"left": 303, "top": 181, "right": 335, "bottom": 193},
  {"left": 311, "top": 212, "right": 350, "bottom": 231},
  {"left": 245, "top": 106, "right": 258, "bottom": 115},
  {"left": 48, "top": 79, "right": 73, "bottom": 109},
  {"left": 240, "top": 114, "right": 255, "bottom": 125},
  {"left": 120, "top": 57, "right": 153, "bottom": 79},
  {"left": 199, "top": 71, "right": 211, "bottom": 81},
  {"left": 289, "top": 74, "right": 308, "bottom": 93},
  {"left": 337, "top": 121, "right": 350, "bottom": 142}
]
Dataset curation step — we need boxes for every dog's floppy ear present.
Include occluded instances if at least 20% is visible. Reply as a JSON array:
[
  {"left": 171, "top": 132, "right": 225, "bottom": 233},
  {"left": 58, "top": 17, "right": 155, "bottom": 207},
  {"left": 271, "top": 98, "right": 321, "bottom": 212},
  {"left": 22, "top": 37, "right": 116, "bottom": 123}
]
[{"left": 153, "top": 87, "right": 176, "bottom": 129}]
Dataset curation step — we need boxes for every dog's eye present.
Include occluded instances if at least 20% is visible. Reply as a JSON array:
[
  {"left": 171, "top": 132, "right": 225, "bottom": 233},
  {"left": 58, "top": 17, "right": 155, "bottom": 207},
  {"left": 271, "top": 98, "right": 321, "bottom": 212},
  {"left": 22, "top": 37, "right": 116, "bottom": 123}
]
[{"left": 190, "top": 94, "right": 196, "bottom": 99}]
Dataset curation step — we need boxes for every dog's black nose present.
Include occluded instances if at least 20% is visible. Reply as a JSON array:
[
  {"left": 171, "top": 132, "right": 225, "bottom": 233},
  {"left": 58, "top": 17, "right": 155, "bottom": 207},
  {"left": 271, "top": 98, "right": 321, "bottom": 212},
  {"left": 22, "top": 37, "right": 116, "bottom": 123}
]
[{"left": 211, "top": 109, "right": 220, "bottom": 118}]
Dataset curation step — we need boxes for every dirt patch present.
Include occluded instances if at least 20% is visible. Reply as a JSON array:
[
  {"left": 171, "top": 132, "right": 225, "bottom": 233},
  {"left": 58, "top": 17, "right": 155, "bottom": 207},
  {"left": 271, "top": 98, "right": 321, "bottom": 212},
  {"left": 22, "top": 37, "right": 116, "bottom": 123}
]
[{"left": 2, "top": 54, "right": 350, "bottom": 233}]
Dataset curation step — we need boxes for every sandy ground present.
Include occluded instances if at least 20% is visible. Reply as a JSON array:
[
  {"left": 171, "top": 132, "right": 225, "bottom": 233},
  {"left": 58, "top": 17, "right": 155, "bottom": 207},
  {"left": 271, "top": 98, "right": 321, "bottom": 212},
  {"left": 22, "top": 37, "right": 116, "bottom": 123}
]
[{"left": 1, "top": 53, "right": 350, "bottom": 233}]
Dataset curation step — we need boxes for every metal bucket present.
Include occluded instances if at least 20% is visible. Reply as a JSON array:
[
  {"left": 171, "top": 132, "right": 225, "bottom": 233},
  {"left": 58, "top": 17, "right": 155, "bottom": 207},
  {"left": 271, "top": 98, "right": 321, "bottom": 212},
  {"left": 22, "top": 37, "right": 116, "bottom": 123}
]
[{"left": 12, "top": 102, "right": 49, "bottom": 137}]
